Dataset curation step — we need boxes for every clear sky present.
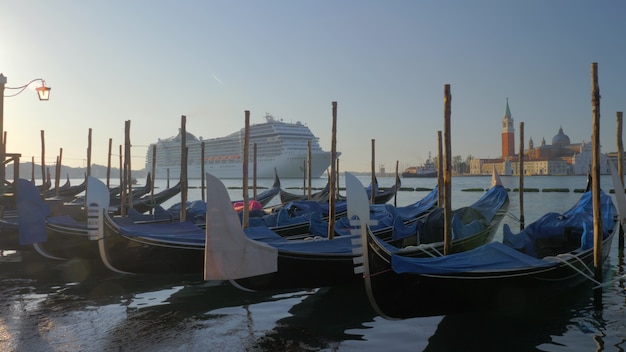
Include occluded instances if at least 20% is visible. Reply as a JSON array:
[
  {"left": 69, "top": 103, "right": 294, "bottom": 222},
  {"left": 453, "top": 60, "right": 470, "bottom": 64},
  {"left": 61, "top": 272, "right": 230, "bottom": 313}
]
[{"left": 2, "top": 1, "right": 625, "bottom": 172}]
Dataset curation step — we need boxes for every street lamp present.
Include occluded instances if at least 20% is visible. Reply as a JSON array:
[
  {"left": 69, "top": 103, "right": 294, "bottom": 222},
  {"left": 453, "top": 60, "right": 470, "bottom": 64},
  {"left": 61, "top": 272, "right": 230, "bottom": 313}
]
[
  {"left": 0, "top": 73, "right": 52, "bottom": 188},
  {"left": 2, "top": 75, "right": 52, "bottom": 101}
]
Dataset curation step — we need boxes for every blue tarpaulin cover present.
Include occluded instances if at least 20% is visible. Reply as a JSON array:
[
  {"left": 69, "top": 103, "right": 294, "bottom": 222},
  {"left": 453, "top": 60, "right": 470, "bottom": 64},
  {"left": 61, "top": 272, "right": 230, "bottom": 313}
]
[
  {"left": 18, "top": 179, "right": 52, "bottom": 245},
  {"left": 390, "top": 190, "right": 615, "bottom": 275},
  {"left": 503, "top": 190, "right": 615, "bottom": 256},
  {"left": 391, "top": 241, "right": 558, "bottom": 274}
]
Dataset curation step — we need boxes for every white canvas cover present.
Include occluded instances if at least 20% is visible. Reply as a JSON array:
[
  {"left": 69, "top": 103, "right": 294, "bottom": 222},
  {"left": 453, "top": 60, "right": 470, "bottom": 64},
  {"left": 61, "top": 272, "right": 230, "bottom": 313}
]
[{"left": 204, "top": 173, "right": 278, "bottom": 280}]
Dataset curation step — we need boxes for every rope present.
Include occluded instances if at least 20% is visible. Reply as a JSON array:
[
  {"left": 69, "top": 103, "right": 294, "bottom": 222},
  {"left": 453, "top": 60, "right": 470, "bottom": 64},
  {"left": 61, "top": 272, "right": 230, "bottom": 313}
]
[
  {"left": 543, "top": 253, "right": 602, "bottom": 286},
  {"left": 400, "top": 242, "right": 444, "bottom": 257},
  {"left": 593, "top": 273, "right": 626, "bottom": 290},
  {"left": 505, "top": 211, "right": 523, "bottom": 224}
]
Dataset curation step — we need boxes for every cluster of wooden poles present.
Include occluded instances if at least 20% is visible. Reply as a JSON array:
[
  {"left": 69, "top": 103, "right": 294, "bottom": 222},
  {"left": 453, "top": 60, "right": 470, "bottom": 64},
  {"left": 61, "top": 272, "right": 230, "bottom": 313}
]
[{"left": 9, "top": 62, "right": 623, "bottom": 307}]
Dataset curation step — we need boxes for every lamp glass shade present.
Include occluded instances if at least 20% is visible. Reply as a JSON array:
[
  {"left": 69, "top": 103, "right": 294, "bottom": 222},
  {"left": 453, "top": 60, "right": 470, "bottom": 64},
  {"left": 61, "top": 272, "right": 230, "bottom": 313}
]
[{"left": 36, "top": 85, "right": 51, "bottom": 101}]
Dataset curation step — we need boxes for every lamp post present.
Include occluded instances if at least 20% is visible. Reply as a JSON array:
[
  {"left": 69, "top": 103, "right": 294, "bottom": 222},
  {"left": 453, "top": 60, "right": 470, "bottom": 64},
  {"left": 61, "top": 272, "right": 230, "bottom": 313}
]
[{"left": 0, "top": 73, "right": 52, "bottom": 188}]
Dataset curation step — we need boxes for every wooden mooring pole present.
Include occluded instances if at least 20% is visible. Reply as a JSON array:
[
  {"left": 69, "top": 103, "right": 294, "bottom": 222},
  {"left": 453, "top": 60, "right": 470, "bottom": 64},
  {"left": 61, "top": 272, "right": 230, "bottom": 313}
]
[
  {"left": 302, "top": 160, "right": 306, "bottom": 196},
  {"left": 124, "top": 120, "right": 133, "bottom": 213},
  {"left": 40, "top": 130, "right": 45, "bottom": 188},
  {"left": 370, "top": 139, "right": 375, "bottom": 205},
  {"left": 443, "top": 85, "right": 452, "bottom": 255},
  {"left": 125, "top": 121, "right": 133, "bottom": 210},
  {"left": 307, "top": 140, "right": 312, "bottom": 200},
  {"left": 253, "top": 143, "right": 257, "bottom": 200},
  {"left": 55, "top": 148, "right": 62, "bottom": 196},
  {"left": 437, "top": 131, "right": 443, "bottom": 207},
  {"left": 519, "top": 122, "right": 525, "bottom": 230},
  {"left": 151, "top": 144, "right": 156, "bottom": 211},
  {"left": 179, "top": 116, "right": 187, "bottom": 222},
  {"left": 87, "top": 128, "right": 92, "bottom": 177},
  {"left": 617, "top": 111, "right": 624, "bottom": 252},
  {"left": 394, "top": 160, "right": 399, "bottom": 207},
  {"left": 328, "top": 101, "right": 337, "bottom": 240},
  {"left": 590, "top": 62, "right": 603, "bottom": 307},
  {"left": 242, "top": 111, "right": 250, "bottom": 229},
  {"left": 106, "top": 138, "right": 112, "bottom": 188},
  {"left": 201, "top": 141, "right": 205, "bottom": 201},
  {"left": 119, "top": 145, "right": 124, "bottom": 216}
]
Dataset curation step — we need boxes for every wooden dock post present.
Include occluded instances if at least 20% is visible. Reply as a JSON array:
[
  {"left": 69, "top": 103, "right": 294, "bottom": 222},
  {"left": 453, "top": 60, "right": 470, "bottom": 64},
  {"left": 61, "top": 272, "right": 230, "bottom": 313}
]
[
  {"left": 437, "top": 131, "right": 443, "bottom": 207},
  {"left": 370, "top": 139, "right": 375, "bottom": 205},
  {"left": 106, "top": 138, "right": 112, "bottom": 188},
  {"left": 40, "top": 130, "right": 46, "bottom": 189},
  {"left": 151, "top": 144, "right": 156, "bottom": 210},
  {"left": 119, "top": 145, "right": 124, "bottom": 216},
  {"left": 300, "top": 161, "right": 306, "bottom": 196},
  {"left": 55, "top": 148, "right": 62, "bottom": 196},
  {"left": 335, "top": 158, "right": 340, "bottom": 200},
  {"left": 87, "top": 128, "right": 92, "bottom": 177},
  {"left": 328, "top": 101, "right": 338, "bottom": 240},
  {"left": 179, "top": 116, "right": 187, "bottom": 222},
  {"left": 394, "top": 160, "right": 399, "bottom": 207},
  {"left": 201, "top": 141, "right": 205, "bottom": 201},
  {"left": 443, "top": 85, "right": 452, "bottom": 255},
  {"left": 617, "top": 111, "right": 624, "bottom": 251},
  {"left": 590, "top": 62, "right": 603, "bottom": 307},
  {"left": 307, "top": 140, "right": 312, "bottom": 200},
  {"left": 242, "top": 111, "right": 250, "bottom": 229},
  {"left": 519, "top": 122, "right": 525, "bottom": 230},
  {"left": 124, "top": 120, "right": 133, "bottom": 213},
  {"left": 253, "top": 143, "right": 257, "bottom": 200}
]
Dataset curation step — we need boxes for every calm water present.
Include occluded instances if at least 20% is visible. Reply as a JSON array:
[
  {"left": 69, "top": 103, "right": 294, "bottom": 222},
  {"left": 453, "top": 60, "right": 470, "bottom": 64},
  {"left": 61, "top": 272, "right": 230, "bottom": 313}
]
[{"left": 0, "top": 175, "right": 624, "bottom": 351}]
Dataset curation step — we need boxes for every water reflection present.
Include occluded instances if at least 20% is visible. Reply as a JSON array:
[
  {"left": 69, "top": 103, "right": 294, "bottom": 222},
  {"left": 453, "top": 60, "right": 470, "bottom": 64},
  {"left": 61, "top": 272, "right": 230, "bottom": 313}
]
[
  {"left": 2, "top": 175, "right": 626, "bottom": 351},
  {"left": 424, "top": 282, "right": 621, "bottom": 352},
  {"left": 252, "top": 283, "right": 377, "bottom": 350}
]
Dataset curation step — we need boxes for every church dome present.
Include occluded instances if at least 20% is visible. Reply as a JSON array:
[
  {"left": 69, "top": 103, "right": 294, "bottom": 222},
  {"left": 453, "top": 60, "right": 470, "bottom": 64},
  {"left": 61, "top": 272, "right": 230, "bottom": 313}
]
[{"left": 551, "top": 127, "right": 570, "bottom": 147}]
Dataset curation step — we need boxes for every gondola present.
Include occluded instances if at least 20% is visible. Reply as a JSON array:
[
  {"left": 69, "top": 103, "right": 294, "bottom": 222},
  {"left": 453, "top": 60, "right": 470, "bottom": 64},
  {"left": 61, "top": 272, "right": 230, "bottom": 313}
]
[
  {"left": 109, "top": 173, "right": 153, "bottom": 206},
  {"left": 236, "top": 168, "right": 282, "bottom": 207},
  {"left": 351, "top": 171, "right": 619, "bottom": 319},
  {"left": 28, "top": 176, "right": 114, "bottom": 262},
  {"left": 220, "top": 169, "right": 508, "bottom": 291},
  {"left": 67, "top": 173, "right": 152, "bottom": 210},
  {"left": 55, "top": 176, "right": 88, "bottom": 200},
  {"left": 278, "top": 175, "right": 401, "bottom": 205},
  {"left": 37, "top": 171, "right": 52, "bottom": 193},
  {"left": 279, "top": 182, "right": 330, "bottom": 203},
  {"left": 114, "top": 181, "right": 182, "bottom": 215},
  {"left": 364, "top": 174, "right": 402, "bottom": 205},
  {"left": 96, "top": 174, "right": 437, "bottom": 276},
  {"left": 164, "top": 170, "right": 282, "bottom": 224},
  {"left": 44, "top": 175, "right": 72, "bottom": 198},
  {"left": 245, "top": 184, "right": 435, "bottom": 239},
  {"left": 37, "top": 179, "right": 182, "bottom": 260}
]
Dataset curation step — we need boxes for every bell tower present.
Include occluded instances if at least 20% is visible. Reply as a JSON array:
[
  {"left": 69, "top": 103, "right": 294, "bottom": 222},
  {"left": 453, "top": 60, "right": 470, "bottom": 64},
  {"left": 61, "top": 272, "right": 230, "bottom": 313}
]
[{"left": 501, "top": 98, "right": 515, "bottom": 158}]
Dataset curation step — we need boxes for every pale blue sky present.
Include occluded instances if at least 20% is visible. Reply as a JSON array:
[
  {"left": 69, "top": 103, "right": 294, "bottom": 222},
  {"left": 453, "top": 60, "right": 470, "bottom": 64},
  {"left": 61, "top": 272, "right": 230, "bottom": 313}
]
[{"left": 2, "top": 1, "right": 625, "bottom": 172}]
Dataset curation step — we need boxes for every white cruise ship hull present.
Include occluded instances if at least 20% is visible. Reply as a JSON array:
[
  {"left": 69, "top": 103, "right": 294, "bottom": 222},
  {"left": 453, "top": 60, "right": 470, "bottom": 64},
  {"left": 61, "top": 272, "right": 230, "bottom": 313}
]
[
  {"left": 153, "top": 151, "right": 333, "bottom": 179},
  {"left": 147, "top": 114, "right": 337, "bottom": 179}
]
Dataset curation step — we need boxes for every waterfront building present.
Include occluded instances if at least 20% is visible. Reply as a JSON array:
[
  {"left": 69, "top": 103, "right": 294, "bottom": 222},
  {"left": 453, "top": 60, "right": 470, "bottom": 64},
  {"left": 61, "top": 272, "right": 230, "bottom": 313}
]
[
  {"left": 469, "top": 100, "right": 610, "bottom": 175},
  {"left": 501, "top": 98, "right": 515, "bottom": 158}
]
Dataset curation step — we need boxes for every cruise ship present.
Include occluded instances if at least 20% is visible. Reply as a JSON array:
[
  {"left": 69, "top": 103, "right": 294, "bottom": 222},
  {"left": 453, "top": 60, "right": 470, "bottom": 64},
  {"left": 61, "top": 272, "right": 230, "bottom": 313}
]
[{"left": 145, "top": 114, "right": 337, "bottom": 179}]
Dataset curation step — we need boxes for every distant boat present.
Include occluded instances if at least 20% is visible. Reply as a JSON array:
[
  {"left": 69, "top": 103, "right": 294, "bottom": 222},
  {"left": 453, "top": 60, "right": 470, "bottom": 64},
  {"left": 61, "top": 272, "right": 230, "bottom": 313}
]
[
  {"left": 146, "top": 113, "right": 336, "bottom": 179},
  {"left": 402, "top": 154, "right": 437, "bottom": 178}
]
